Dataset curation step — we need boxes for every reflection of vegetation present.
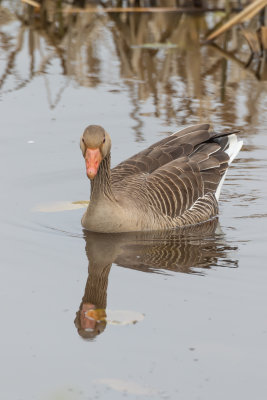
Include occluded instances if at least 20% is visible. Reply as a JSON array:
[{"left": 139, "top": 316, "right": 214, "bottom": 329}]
[
  {"left": 74, "top": 220, "right": 238, "bottom": 340},
  {"left": 207, "top": 0, "right": 267, "bottom": 41},
  {"left": 0, "top": 0, "right": 266, "bottom": 133}
]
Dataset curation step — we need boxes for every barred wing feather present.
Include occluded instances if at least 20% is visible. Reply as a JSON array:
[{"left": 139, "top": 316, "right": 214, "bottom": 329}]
[{"left": 111, "top": 124, "right": 240, "bottom": 221}]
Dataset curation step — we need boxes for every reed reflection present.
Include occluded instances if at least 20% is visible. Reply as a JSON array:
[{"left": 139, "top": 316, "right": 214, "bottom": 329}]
[
  {"left": 1, "top": 1, "right": 266, "bottom": 132},
  {"left": 74, "top": 219, "right": 238, "bottom": 340}
]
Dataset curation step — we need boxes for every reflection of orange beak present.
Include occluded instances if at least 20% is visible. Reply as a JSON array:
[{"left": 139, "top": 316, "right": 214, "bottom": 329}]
[
  {"left": 85, "top": 148, "right": 102, "bottom": 179},
  {"left": 85, "top": 309, "right": 106, "bottom": 321}
]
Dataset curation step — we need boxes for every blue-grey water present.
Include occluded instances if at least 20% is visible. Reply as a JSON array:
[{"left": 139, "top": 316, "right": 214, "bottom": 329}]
[{"left": 1, "top": 2, "right": 267, "bottom": 399}]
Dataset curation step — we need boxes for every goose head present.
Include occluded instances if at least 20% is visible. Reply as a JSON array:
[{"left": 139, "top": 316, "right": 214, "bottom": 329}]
[{"left": 80, "top": 125, "right": 111, "bottom": 180}]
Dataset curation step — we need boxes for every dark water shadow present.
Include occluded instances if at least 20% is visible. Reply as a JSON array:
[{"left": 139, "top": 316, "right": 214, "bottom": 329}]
[{"left": 74, "top": 218, "right": 238, "bottom": 340}]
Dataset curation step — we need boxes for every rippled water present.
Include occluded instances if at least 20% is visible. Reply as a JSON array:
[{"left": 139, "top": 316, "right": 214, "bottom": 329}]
[{"left": 1, "top": 2, "right": 267, "bottom": 399}]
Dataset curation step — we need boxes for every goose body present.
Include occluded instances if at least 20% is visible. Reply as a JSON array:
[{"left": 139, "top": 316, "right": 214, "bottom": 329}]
[{"left": 80, "top": 124, "right": 242, "bottom": 233}]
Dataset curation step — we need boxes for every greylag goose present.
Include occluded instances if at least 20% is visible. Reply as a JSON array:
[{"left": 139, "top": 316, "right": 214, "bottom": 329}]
[{"left": 80, "top": 124, "right": 242, "bottom": 233}]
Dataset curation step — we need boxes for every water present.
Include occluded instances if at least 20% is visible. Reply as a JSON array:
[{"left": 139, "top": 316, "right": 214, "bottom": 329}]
[{"left": 1, "top": 2, "right": 267, "bottom": 399}]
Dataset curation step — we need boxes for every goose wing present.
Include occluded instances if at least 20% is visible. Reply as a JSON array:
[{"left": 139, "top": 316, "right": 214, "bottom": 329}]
[
  {"left": 113, "top": 124, "right": 238, "bottom": 219},
  {"left": 143, "top": 138, "right": 230, "bottom": 219},
  {"left": 111, "top": 124, "right": 211, "bottom": 185}
]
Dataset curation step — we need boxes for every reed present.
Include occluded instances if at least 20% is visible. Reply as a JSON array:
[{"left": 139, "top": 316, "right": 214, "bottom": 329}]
[{"left": 0, "top": 0, "right": 266, "bottom": 130}]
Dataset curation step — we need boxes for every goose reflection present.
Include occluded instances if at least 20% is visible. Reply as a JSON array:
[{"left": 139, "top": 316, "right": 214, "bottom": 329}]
[{"left": 74, "top": 218, "right": 238, "bottom": 339}]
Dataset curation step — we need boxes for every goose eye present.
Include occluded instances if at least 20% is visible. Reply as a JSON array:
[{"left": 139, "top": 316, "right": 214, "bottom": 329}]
[
  {"left": 103, "top": 137, "right": 106, "bottom": 143},
  {"left": 82, "top": 138, "right": 85, "bottom": 143}
]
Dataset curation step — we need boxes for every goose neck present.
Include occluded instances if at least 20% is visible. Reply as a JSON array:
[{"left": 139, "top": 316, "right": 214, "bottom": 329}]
[{"left": 90, "top": 152, "right": 114, "bottom": 202}]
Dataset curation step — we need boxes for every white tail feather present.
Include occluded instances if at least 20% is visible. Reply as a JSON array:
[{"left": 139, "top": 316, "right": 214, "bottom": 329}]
[{"left": 215, "top": 134, "right": 243, "bottom": 201}]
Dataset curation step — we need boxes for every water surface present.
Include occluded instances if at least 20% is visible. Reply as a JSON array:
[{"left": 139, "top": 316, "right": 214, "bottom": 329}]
[{"left": 1, "top": 2, "right": 267, "bottom": 399}]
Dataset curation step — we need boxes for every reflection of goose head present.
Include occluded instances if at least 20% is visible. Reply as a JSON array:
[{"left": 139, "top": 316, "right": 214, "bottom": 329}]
[
  {"left": 74, "top": 219, "right": 238, "bottom": 339},
  {"left": 74, "top": 303, "right": 107, "bottom": 340},
  {"left": 74, "top": 234, "right": 112, "bottom": 340}
]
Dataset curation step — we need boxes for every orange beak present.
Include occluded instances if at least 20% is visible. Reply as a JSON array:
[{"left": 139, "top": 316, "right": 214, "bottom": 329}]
[{"left": 85, "top": 148, "right": 102, "bottom": 180}]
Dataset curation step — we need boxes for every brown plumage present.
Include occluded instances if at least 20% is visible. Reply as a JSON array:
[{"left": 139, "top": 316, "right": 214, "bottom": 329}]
[{"left": 80, "top": 124, "right": 242, "bottom": 233}]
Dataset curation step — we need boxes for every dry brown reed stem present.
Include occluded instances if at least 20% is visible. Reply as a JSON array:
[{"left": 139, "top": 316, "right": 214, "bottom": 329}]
[
  {"left": 261, "top": 26, "right": 267, "bottom": 49},
  {"left": 207, "top": 0, "right": 267, "bottom": 41},
  {"left": 210, "top": 43, "right": 261, "bottom": 80},
  {"left": 242, "top": 29, "right": 261, "bottom": 53},
  {"left": 21, "top": 0, "right": 40, "bottom": 9}
]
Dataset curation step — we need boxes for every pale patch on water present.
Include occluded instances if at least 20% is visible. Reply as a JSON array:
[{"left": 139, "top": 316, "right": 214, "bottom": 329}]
[
  {"left": 40, "top": 388, "right": 80, "bottom": 400},
  {"left": 106, "top": 309, "right": 145, "bottom": 326},
  {"left": 131, "top": 42, "right": 178, "bottom": 49},
  {"left": 32, "top": 201, "right": 89, "bottom": 213},
  {"left": 94, "top": 378, "right": 158, "bottom": 396},
  {"left": 85, "top": 309, "right": 145, "bottom": 326}
]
